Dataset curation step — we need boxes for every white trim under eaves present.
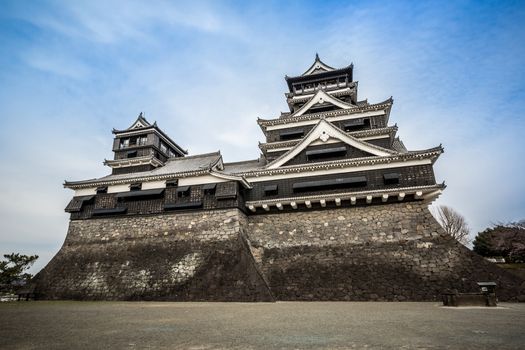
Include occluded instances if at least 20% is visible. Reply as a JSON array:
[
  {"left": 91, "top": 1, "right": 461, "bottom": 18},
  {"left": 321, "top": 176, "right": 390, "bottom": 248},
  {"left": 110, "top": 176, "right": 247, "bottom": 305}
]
[
  {"left": 179, "top": 174, "right": 229, "bottom": 186},
  {"left": 108, "top": 184, "right": 130, "bottom": 193},
  {"left": 266, "top": 109, "right": 386, "bottom": 131},
  {"left": 245, "top": 159, "right": 432, "bottom": 183},
  {"left": 74, "top": 188, "right": 97, "bottom": 196},
  {"left": 142, "top": 180, "right": 167, "bottom": 190},
  {"left": 70, "top": 160, "right": 433, "bottom": 193},
  {"left": 179, "top": 171, "right": 252, "bottom": 188}
]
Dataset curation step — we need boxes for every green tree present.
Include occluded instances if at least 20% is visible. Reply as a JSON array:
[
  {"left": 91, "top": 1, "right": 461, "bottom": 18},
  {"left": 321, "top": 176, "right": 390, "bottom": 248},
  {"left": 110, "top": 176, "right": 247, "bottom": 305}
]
[
  {"left": 0, "top": 253, "right": 39, "bottom": 293},
  {"left": 473, "top": 222, "right": 525, "bottom": 262},
  {"left": 472, "top": 230, "right": 494, "bottom": 256}
]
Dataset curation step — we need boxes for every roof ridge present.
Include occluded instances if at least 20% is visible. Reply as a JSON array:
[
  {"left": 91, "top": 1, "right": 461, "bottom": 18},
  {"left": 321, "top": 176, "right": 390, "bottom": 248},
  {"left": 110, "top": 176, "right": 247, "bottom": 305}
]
[
  {"left": 223, "top": 159, "right": 261, "bottom": 165},
  {"left": 233, "top": 149, "right": 444, "bottom": 177},
  {"left": 166, "top": 151, "right": 221, "bottom": 161},
  {"left": 285, "top": 55, "right": 353, "bottom": 80},
  {"left": 258, "top": 98, "right": 393, "bottom": 125},
  {"left": 405, "top": 145, "right": 444, "bottom": 154}
]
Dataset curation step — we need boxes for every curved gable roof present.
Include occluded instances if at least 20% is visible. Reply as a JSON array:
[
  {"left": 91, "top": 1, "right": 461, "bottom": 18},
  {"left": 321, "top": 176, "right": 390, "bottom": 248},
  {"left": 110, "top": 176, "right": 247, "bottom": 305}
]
[
  {"left": 291, "top": 90, "right": 355, "bottom": 118},
  {"left": 302, "top": 54, "right": 335, "bottom": 76},
  {"left": 266, "top": 119, "right": 397, "bottom": 169},
  {"left": 113, "top": 113, "right": 153, "bottom": 133}
]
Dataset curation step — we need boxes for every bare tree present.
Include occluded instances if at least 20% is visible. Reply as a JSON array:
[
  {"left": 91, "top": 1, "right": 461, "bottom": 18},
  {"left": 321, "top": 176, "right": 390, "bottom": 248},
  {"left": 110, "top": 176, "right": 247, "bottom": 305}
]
[{"left": 432, "top": 205, "right": 470, "bottom": 245}]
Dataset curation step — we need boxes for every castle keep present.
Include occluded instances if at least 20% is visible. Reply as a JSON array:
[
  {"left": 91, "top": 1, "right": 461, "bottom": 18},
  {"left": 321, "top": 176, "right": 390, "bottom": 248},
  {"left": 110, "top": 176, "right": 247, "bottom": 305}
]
[{"left": 34, "top": 56, "right": 524, "bottom": 301}]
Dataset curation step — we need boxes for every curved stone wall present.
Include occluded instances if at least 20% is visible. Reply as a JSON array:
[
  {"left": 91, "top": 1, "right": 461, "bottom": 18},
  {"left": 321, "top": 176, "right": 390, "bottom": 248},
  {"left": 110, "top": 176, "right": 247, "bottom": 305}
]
[
  {"left": 34, "top": 204, "right": 524, "bottom": 301},
  {"left": 33, "top": 209, "right": 273, "bottom": 301}
]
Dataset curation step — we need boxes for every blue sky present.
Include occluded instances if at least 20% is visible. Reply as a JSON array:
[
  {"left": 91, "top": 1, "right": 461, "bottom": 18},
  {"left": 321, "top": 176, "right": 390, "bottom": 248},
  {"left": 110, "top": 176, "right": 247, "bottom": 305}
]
[{"left": 1, "top": 0, "right": 524, "bottom": 272}]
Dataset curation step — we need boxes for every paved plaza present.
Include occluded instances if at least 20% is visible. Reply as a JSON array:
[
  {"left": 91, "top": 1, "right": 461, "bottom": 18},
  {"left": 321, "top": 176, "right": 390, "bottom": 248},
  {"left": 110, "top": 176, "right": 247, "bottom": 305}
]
[{"left": 1, "top": 301, "right": 524, "bottom": 349}]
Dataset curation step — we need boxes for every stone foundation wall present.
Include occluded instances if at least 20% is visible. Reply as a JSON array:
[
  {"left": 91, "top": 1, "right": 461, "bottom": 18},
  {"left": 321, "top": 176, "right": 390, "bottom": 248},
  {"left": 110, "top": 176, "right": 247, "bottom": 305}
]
[
  {"left": 246, "top": 203, "right": 524, "bottom": 301},
  {"left": 34, "top": 204, "right": 524, "bottom": 301},
  {"left": 34, "top": 209, "right": 273, "bottom": 301}
]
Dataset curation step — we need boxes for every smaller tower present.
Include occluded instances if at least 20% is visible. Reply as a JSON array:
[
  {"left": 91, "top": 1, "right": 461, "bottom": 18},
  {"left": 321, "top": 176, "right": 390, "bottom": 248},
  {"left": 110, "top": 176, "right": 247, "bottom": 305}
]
[{"left": 104, "top": 113, "right": 187, "bottom": 175}]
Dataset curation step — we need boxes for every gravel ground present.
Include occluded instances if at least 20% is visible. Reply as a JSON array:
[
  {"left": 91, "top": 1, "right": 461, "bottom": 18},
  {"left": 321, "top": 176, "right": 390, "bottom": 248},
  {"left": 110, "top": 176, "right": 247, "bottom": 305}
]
[{"left": 1, "top": 301, "right": 524, "bottom": 349}]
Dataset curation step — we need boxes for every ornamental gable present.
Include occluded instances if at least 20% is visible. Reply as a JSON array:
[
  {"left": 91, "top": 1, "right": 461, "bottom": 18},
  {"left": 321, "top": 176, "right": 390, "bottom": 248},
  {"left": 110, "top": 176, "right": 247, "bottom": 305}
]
[
  {"left": 290, "top": 90, "right": 355, "bottom": 118},
  {"left": 266, "top": 119, "right": 396, "bottom": 170},
  {"left": 301, "top": 54, "right": 335, "bottom": 76}
]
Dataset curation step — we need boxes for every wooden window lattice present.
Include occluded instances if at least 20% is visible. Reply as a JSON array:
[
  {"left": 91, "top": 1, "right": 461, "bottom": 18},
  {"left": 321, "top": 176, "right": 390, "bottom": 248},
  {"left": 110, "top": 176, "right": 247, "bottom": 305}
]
[
  {"left": 215, "top": 182, "right": 237, "bottom": 200},
  {"left": 94, "top": 193, "right": 117, "bottom": 209}
]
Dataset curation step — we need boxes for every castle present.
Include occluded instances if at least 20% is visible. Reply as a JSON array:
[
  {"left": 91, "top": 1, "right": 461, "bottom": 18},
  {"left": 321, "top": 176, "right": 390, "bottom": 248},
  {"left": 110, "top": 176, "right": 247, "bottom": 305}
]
[{"left": 34, "top": 56, "right": 523, "bottom": 301}]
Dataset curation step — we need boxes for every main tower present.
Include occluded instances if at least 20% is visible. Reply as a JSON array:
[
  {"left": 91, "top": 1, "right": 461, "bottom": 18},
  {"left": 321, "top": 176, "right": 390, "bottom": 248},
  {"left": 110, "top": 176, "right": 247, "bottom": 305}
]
[{"left": 248, "top": 54, "right": 444, "bottom": 212}]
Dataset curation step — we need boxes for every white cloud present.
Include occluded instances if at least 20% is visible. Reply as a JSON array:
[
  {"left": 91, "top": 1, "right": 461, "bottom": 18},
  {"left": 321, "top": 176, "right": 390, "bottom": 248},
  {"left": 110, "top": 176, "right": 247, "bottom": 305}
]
[
  {"left": 18, "top": 0, "right": 247, "bottom": 44},
  {"left": 22, "top": 50, "right": 91, "bottom": 79}
]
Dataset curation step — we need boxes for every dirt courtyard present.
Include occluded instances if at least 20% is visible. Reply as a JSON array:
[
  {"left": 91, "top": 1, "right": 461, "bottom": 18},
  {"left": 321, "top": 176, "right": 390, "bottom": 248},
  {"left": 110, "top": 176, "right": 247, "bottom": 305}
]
[{"left": 1, "top": 301, "right": 524, "bottom": 349}]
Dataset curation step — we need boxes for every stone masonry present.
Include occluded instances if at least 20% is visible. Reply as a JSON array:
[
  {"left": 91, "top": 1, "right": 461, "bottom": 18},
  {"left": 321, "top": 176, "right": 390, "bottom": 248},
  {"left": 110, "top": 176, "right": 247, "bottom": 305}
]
[
  {"left": 34, "top": 209, "right": 273, "bottom": 301},
  {"left": 246, "top": 203, "right": 524, "bottom": 301},
  {"left": 34, "top": 204, "right": 525, "bottom": 301}
]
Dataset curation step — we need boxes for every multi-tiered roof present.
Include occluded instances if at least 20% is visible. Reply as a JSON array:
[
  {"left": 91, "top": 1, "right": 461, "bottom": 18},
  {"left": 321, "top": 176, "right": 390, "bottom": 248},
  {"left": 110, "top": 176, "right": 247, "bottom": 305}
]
[{"left": 64, "top": 56, "right": 444, "bottom": 217}]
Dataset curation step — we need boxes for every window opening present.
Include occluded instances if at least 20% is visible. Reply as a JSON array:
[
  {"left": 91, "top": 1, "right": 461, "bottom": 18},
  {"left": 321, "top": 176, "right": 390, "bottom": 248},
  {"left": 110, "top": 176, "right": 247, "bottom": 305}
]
[
  {"left": 96, "top": 186, "right": 108, "bottom": 194},
  {"left": 202, "top": 183, "right": 217, "bottom": 195},
  {"left": 306, "top": 146, "right": 347, "bottom": 161},
  {"left": 383, "top": 173, "right": 400, "bottom": 185},
  {"left": 264, "top": 184, "right": 278, "bottom": 196},
  {"left": 130, "top": 183, "right": 142, "bottom": 191},
  {"left": 177, "top": 186, "right": 191, "bottom": 198}
]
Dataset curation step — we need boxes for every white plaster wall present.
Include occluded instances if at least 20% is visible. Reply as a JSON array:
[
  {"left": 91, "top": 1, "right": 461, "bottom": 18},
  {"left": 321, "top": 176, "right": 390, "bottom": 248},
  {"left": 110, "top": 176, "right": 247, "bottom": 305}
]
[
  {"left": 142, "top": 180, "right": 166, "bottom": 190},
  {"left": 74, "top": 188, "right": 97, "bottom": 196},
  {"left": 179, "top": 175, "right": 228, "bottom": 186},
  {"left": 108, "top": 184, "right": 130, "bottom": 193}
]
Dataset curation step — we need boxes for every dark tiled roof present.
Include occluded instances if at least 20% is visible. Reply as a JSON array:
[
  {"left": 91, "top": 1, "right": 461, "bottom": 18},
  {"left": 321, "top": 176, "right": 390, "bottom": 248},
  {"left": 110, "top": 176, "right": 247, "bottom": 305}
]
[
  {"left": 65, "top": 152, "right": 222, "bottom": 187},
  {"left": 223, "top": 159, "right": 266, "bottom": 174},
  {"left": 112, "top": 114, "right": 151, "bottom": 133},
  {"left": 392, "top": 138, "right": 408, "bottom": 153}
]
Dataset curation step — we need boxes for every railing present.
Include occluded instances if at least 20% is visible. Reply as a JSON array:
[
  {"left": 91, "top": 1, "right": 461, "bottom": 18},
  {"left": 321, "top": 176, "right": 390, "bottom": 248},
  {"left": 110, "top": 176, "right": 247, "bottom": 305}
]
[
  {"left": 119, "top": 141, "right": 148, "bottom": 149},
  {"left": 293, "top": 82, "right": 349, "bottom": 95}
]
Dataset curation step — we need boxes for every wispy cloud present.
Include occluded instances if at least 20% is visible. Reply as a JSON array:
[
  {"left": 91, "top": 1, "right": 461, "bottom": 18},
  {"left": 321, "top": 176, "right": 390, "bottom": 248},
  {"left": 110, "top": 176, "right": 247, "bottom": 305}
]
[
  {"left": 22, "top": 49, "right": 91, "bottom": 79},
  {"left": 15, "top": 1, "right": 247, "bottom": 44}
]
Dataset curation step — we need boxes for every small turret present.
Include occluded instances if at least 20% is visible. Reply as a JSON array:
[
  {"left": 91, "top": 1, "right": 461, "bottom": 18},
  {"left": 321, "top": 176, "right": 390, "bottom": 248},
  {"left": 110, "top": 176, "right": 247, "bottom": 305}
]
[{"left": 104, "top": 113, "right": 187, "bottom": 175}]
